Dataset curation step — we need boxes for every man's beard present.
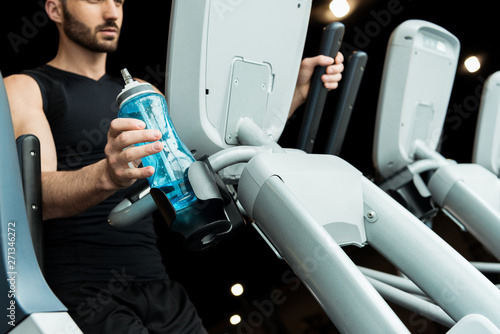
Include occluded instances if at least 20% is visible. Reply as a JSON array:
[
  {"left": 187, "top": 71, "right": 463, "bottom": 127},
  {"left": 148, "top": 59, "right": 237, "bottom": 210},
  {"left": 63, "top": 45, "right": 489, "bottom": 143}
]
[{"left": 62, "top": 5, "right": 120, "bottom": 53}]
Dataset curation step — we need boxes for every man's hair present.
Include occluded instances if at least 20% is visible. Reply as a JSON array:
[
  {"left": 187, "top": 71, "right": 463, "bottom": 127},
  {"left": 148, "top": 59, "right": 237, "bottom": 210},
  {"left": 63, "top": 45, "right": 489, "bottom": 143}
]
[{"left": 46, "top": 0, "right": 68, "bottom": 6}]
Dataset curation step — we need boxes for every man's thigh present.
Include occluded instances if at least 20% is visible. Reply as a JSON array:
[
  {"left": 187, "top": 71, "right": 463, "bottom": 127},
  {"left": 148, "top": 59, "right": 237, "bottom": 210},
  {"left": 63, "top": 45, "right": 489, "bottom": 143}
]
[{"left": 52, "top": 279, "right": 207, "bottom": 334}]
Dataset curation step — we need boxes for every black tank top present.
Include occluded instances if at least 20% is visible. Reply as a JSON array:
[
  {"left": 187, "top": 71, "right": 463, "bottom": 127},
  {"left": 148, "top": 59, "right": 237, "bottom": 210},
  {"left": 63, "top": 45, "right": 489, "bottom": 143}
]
[{"left": 23, "top": 65, "right": 167, "bottom": 286}]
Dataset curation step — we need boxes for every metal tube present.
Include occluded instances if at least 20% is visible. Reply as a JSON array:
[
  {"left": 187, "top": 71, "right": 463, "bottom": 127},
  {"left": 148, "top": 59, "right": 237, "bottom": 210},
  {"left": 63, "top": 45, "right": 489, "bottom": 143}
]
[
  {"left": 358, "top": 266, "right": 425, "bottom": 296},
  {"left": 251, "top": 176, "right": 410, "bottom": 334},
  {"left": 413, "top": 140, "right": 449, "bottom": 163},
  {"left": 407, "top": 158, "right": 444, "bottom": 175},
  {"left": 108, "top": 193, "right": 157, "bottom": 227},
  {"left": 362, "top": 177, "right": 500, "bottom": 327},
  {"left": 471, "top": 262, "right": 500, "bottom": 274},
  {"left": 207, "top": 146, "right": 273, "bottom": 172},
  {"left": 365, "top": 277, "right": 455, "bottom": 328},
  {"left": 439, "top": 180, "right": 500, "bottom": 261},
  {"left": 235, "top": 117, "right": 286, "bottom": 153}
]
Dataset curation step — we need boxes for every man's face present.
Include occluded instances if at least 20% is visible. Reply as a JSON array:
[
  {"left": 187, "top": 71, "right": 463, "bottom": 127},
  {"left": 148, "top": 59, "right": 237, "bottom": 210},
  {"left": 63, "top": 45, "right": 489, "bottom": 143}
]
[{"left": 62, "top": 0, "right": 124, "bottom": 53}]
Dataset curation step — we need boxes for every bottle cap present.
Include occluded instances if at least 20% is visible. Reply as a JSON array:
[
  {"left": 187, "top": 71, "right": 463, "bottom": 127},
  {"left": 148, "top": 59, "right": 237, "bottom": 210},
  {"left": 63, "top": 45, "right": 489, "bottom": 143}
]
[{"left": 116, "top": 68, "right": 156, "bottom": 107}]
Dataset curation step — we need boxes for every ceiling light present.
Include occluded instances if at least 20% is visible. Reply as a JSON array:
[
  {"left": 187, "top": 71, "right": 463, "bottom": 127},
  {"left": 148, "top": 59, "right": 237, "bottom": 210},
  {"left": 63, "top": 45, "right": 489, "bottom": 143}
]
[
  {"left": 231, "top": 283, "right": 244, "bottom": 296},
  {"left": 464, "top": 56, "right": 480, "bottom": 73},
  {"left": 329, "top": 0, "right": 350, "bottom": 18},
  {"left": 230, "top": 314, "right": 241, "bottom": 325}
]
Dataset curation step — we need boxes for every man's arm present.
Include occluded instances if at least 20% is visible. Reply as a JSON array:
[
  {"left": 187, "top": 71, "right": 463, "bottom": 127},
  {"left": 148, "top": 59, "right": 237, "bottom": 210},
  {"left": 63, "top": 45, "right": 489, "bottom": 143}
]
[
  {"left": 5, "top": 74, "right": 163, "bottom": 220},
  {"left": 289, "top": 52, "right": 345, "bottom": 119}
]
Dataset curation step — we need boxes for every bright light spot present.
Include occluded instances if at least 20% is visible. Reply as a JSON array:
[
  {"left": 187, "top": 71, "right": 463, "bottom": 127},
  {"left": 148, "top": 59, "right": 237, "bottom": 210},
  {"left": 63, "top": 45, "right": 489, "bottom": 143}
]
[
  {"left": 230, "top": 314, "right": 241, "bottom": 325},
  {"left": 436, "top": 41, "right": 447, "bottom": 53},
  {"left": 231, "top": 283, "right": 244, "bottom": 296},
  {"left": 465, "top": 56, "right": 481, "bottom": 73},
  {"left": 329, "top": 0, "right": 350, "bottom": 18}
]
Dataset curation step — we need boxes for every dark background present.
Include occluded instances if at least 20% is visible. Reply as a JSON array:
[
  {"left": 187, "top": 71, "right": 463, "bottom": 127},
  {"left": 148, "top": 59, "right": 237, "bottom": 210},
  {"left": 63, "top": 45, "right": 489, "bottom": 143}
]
[{"left": 2, "top": 1, "right": 500, "bottom": 333}]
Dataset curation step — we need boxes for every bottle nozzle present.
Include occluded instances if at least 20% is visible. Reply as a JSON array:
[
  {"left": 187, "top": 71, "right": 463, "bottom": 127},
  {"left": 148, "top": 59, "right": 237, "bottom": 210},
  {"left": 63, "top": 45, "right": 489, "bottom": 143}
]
[
  {"left": 120, "top": 68, "right": 134, "bottom": 85},
  {"left": 117, "top": 67, "right": 155, "bottom": 106}
]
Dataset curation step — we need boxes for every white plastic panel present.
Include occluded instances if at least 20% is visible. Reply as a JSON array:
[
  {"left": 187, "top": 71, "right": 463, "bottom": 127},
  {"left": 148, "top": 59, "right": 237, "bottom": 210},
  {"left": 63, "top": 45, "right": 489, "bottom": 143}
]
[
  {"left": 238, "top": 153, "right": 367, "bottom": 247},
  {"left": 447, "top": 314, "right": 500, "bottom": 334},
  {"left": 225, "top": 59, "right": 270, "bottom": 145},
  {"left": 10, "top": 313, "right": 83, "bottom": 334},
  {"left": 373, "top": 20, "right": 460, "bottom": 179},
  {"left": 473, "top": 71, "right": 500, "bottom": 175},
  {"left": 166, "top": 0, "right": 312, "bottom": 159},
  {"left": 428, "top": 163, "right": 500, "bottom": 209}
]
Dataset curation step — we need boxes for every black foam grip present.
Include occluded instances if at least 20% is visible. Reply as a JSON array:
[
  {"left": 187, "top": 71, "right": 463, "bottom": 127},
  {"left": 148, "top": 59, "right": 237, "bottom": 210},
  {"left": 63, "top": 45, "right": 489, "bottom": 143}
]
[{"left": 297, "top": 22, "right": 345, "bottom": 153}]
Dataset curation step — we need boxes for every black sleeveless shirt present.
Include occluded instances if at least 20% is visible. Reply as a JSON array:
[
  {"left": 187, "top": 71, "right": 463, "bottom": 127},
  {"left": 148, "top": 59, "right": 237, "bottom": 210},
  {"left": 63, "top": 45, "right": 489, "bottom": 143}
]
[{"left": 23, "top": 65, "right": 167, "bottom": 287}]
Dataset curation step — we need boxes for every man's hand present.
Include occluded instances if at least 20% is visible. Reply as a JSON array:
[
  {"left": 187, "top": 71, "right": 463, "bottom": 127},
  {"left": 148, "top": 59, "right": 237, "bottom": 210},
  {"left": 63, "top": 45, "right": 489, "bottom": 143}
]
[
  {"left": 289, "top": 52, "right": 345, "bottom": 118},
  {"left": 103, "top": 118, "right": 164, "bottom": 190}
]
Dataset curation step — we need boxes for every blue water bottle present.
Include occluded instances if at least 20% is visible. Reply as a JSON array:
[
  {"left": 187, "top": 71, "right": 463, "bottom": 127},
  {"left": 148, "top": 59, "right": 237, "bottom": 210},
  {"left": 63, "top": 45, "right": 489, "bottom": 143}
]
[{"left": 116, "top": 68, "right": 197, "bottom": 213}]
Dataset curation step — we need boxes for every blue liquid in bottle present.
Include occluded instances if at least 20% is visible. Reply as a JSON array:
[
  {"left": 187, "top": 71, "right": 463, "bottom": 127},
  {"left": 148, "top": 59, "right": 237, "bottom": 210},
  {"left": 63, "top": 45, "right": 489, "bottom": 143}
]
[{"left": 116, "top": 69, "right": 197, "bottom": 212}]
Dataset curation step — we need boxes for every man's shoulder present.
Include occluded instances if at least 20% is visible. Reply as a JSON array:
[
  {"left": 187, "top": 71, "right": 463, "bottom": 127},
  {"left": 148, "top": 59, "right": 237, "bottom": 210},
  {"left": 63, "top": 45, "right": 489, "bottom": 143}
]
[
  {"left": 5, "top": 65, "right": 64, "bottom": 101},
  {"left": 4, "top": 70, "right": 47, "bottom": 114},
  {"left": 4, "top": 73, "right": 40, "bottom": 94}
]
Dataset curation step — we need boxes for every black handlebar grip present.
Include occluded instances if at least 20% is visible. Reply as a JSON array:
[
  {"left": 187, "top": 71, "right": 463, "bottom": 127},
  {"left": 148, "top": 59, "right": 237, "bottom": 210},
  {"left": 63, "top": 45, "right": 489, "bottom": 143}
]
[
  {"left": 325, "top": 50, "right": 368, "bottom": 156},
  {"left": 296, "top": 22, "right": 345, "bottom": 153}
]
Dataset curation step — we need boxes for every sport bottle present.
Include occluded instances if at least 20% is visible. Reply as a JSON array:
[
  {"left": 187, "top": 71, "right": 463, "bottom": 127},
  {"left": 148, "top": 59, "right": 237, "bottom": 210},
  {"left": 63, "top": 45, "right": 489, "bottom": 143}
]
[{"left": 116, "top": 68, "right": 197, "bottom": 212}]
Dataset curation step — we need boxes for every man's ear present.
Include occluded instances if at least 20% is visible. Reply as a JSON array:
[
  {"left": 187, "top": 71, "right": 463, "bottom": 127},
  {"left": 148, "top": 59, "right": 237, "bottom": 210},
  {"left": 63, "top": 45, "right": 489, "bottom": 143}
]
[{"left": 46, "top": 0, "right": 64, "bottom": 24}]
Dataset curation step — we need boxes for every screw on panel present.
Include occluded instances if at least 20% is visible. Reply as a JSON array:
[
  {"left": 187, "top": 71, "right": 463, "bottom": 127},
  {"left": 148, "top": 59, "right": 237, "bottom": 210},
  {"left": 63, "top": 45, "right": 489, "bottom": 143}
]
[{"left": 366, "top": 210, "right": 378, "bottom": 223}]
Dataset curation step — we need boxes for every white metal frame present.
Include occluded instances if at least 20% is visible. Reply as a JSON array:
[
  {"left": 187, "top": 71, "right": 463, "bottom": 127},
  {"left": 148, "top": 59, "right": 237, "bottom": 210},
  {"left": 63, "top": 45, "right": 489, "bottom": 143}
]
[
  {"left": 164, "top": 4, "right": 500, "bottom": 333},
  {"left": 372, "top": 20, "right": 500, "bottom": 261},
  {"left": 473, "top": 71, "right": 500, "bottom": 175}
]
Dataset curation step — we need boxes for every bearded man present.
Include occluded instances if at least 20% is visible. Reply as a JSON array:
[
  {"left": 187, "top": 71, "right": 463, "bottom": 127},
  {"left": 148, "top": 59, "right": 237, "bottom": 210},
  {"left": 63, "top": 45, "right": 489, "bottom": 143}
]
[{"left": 4, "top": 0, "right": 343, "bottom": 333}]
